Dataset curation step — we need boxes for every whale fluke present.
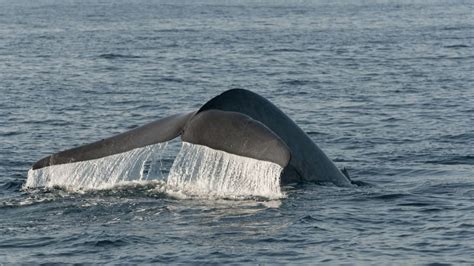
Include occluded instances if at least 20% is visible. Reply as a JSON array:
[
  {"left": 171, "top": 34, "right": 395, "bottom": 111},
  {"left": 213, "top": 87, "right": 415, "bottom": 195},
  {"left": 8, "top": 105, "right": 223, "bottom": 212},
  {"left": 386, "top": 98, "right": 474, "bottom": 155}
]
[
  {"left": 30, "top": 89, "right": 352, "bottom": 187},
  {"left": 32, "top": 112, "right": 195, "bottom": 170}
]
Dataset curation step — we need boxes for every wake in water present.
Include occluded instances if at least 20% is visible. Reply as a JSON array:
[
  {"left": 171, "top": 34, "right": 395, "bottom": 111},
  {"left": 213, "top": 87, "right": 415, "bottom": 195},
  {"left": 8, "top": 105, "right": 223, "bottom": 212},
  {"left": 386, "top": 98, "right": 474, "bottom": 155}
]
[{"left": 24, "top": 142, "right": 284, "bottom": 199}]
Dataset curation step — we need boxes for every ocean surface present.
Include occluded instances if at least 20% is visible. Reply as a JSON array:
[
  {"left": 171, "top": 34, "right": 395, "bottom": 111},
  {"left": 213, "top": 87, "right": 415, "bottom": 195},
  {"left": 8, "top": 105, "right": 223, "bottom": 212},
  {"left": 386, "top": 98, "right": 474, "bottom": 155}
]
[{"left": 1, "top": 0, "right": 473, "bottom": 264}]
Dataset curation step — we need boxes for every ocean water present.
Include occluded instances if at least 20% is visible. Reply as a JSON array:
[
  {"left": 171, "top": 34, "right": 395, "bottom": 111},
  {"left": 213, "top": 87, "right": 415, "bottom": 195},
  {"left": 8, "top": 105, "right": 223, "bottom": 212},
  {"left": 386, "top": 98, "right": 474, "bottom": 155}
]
[{"left": 1, "top": 0, "right": 473, "bottom": 264}]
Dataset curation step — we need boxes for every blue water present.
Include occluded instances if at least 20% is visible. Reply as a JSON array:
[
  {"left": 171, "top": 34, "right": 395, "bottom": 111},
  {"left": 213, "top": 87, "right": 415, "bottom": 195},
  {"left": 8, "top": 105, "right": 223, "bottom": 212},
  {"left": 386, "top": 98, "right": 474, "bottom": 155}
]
[{"left": 1, "top": 0, "right": 473, "bottom": 263}]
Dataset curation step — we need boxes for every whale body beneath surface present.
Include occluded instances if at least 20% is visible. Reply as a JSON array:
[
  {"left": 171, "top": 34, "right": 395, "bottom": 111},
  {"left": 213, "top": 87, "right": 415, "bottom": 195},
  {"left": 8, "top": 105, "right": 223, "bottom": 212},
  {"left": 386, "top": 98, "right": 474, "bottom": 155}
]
[{"left": 31, "top": 89, "right": 353, "bottom": 187}]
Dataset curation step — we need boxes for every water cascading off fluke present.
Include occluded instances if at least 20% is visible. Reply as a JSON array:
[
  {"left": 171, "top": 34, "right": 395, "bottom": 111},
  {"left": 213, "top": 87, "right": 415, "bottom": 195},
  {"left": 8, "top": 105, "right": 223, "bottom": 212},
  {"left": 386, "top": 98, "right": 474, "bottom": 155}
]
[{"left": 166, "top": 142, "right": 284, "bottom": 199}]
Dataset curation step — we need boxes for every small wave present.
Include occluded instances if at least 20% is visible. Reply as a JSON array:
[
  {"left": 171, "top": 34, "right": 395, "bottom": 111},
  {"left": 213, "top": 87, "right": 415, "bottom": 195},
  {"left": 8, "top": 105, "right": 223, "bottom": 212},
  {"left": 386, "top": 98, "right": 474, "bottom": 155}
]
[
  {"left": 69, "top": 234, "right": 152, "bottom": 250},
  {"left": 271, "top": 48, "right": 304, "bottom": 53},
  {"left": 0, "top": 191, "right": 59, "bottom": 209},
  {"left": 297, "top": 215, "right": 323, "bottom": 224},
  {"left": 159, "top": 77, "right": 184, "bottom": 83},
  {"left": 154, "top": 28, "right": 197, "bottom": 33},
  {"left": 23, "top": 119, "right": 72, "bottom": 126},
  {"left": 410, "top": 179, "right": 474, "bottom": 195},
  {"left": 1, "top": 179, "right": 23, "bottom": 191},
  {"left": 397, "top": 202, "right": 432, "bottom": 207},
  {"left": 98, "top": 53, "right": 142, "bottom": 59},
  {"left": 279, "top": 79, "right": 311, "bottom": 86},
  {"left": 444, "top": 44, "right": 469, "bottom": 49},
  {"left": 418, "top": 207, "right": 444, "bottom": 213},
  {"left": 463, "top": 190, "right": 474, "bottom": 198},
  {"left": 441, "top": 26, "right": 473, "bottom": 31},
  {"left": 306, "top": 131, "right": 329, "bottom": 137},
  {"left": 439, "top": 132, "right": 474, "bottom": 142},
  {"left": 0, "top": 236, "right": 56, "bottom": 249},
  {"left": 380, "top": 117, "right": 404, "bottom": 122},
  {"left": 370, "top": 193, "right": 410, "bottom": 200},
  {"left": 2, "top": 180, "right": 167, "bottom": 209},
  {"left": 425, "top": 155, "right": 474, "bottom": 165},
  {"left": 84, "top": 238, "right": 128, "bottom": 248}
]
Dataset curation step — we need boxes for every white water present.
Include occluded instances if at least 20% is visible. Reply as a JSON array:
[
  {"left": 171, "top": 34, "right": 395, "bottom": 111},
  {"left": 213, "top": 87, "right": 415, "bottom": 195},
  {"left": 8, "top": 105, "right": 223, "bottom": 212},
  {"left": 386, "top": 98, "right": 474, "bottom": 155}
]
[
  {"left": 25, "top": 142, "right": 284, "bottom": 198},
  {"left": 167, "top": 142, "right": 283, "bottom": 199},
  {"left": 24, "top": 143, "right": 168, "bottom": 190}
]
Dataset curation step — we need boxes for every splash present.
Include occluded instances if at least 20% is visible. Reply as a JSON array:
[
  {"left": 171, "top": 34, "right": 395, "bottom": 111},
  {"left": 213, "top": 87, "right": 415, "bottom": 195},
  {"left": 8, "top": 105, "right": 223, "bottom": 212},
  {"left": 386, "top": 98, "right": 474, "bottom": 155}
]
[
  {"left": 24, "top": 143, "right": 169, "bottom": 190},
  {"left": 167, "top": 142, "right": 284, "bottom": 199}
]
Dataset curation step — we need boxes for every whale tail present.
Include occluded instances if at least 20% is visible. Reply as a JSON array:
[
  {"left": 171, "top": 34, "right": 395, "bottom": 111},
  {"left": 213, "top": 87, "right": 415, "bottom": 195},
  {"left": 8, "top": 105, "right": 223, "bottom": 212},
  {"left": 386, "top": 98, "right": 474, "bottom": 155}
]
[
  {"left": 31, "top": 110, "right": 291, "bottom": 172},
  {"left": 29, "top": 88, "right": 352, "bottom": 189}
]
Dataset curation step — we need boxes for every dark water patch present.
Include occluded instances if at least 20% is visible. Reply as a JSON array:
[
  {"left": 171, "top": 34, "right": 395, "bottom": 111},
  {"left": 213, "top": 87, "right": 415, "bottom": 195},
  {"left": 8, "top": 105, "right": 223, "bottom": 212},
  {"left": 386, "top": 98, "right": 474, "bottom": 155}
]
[
  {"left": 458, "top": 223, "right": 474, "bottom": 228},
  {"left": 111, "top": 99, "right": 146, "bottom": 105},
  {"left": 36, "top": 35, "right": 57, "bottom": 40},
  {"left": 0, "top": 131, "right": 25, "bottom": 137},
  {"left": 409, "top": 180, "right": 474, "bottom": 198},
  {"left": 273, "top": 89, "right": 311, "bottom": 96},
  {"left": 60, "top": 204, "right": 88, "bottom": 215},
  {"left": 438, "top": 132, "right": 474, "bottom": 143},
  {"left": 397, "top": 201, "right": 433, "bottom": 207},
  {"left": 441, "top": 25, "right": 474, "bottom": 31},
  {"left": 0, "top": 178, "right": 23, "bottom": 192},
  {"left": 154, "top": 28, "right": 198, "bottom": 33},
  {"left": 279, "top": 79, "right": 312, "bottom": 86},
  {"left": 463, "top": 190, "right": 474, "bottom": 197},
  {"left": 297, "top": 215, "right": 323, "bottom": 224},
  {"left": 306, "top": 131, "right": 329, "bottom": 137},
  {"left": 126, "top": 124, "right": 139, "bottom": 129},
  {"left": 35, "top": 54, "right": 52, "bottom": 58},
  {"left": 271, "top": 48, "right": 304, "bottom": 53},
  {"left": 159, "top": 77, "right": 185, "bottom": 83},
  {"left": 425, "top": 155, "right": 474, "bottom": 165},
  {"left": 370, "top": 193, "right": 410, "bottom": 200},
  {"left": 98, "top": 53, "right": 142, "bottom": 59},
  {"left": 444, "top": 44, "right": 469, "bottom": 48},
  {"left": 83, "top": 238, "right": 128, "bottom": 248},
  {"left": 22, "top": 119, "right": 73, "bottom": 127},
  {"left": 461, "top": 108, "right": 474, "bottom": 113},
  {"left": 446, "top": 55, "right": 474, "bottom": 60},
  {"left": 348, "top": 179, "right": 372, "bottom": 187},
  {"left": 177, "top": 57, "right": 205, "bottom": 63},
  {"left": 380, "top": 117, "right": 404, "bottom": 122},
  {"left": 331, "top": 157, "right": 357, "bottom": 163},
  {"left": 418, "top": 207, "right": 445, "bottom": 213},
  {"left": 0, "top": 236, "right": 56, "bottom": 248}
]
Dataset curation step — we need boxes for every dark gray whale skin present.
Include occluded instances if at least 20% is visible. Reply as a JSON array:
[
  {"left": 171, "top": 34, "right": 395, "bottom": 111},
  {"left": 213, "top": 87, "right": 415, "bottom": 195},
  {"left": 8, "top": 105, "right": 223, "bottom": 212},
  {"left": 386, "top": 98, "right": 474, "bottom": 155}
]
[
  {"left": 31, "top": 89, "right": 351, "bottom": 187},
  {"left": 198, "top": 89, "right": 351, "bottom": 186},
  {"left": 32, "top": 112, "right": 195, "bottom": 170},
  {"left": 181, "top": 110, "right": 290, "bottom": 168}
]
